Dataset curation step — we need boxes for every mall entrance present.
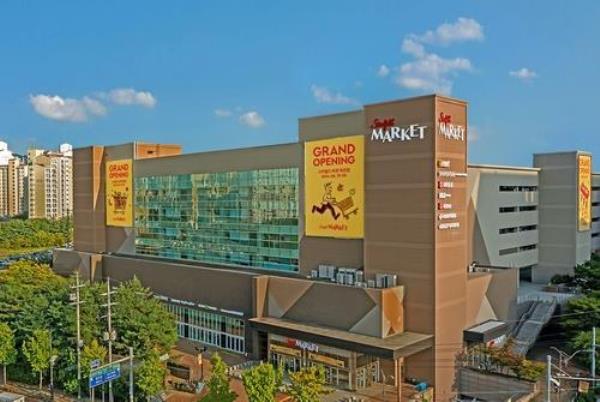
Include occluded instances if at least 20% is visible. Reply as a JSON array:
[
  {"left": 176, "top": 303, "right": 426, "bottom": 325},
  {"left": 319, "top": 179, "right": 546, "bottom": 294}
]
[{"left": 268, "top": 334, "right": 381, "bottom": 391}]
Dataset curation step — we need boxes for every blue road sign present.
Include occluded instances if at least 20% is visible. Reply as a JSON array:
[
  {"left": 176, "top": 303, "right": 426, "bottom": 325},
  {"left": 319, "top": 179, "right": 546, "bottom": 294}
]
[{"left": 89, "top": 363, "right": 121, "bottom": 388}]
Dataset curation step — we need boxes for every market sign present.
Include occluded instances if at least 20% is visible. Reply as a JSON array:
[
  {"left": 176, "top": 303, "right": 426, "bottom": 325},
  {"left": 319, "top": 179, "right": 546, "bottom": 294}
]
[
  {"left": 105, "top": 159, "right": 133, "bottom": 227},
  {"left": 578, "top": 154, "right": 592, "bottom": 232},
  {"left": 305, "top": 135, "right": 364, "bottom": 239},
  {"left": 438, "top": 113, "right": 465, "bottom": 141},
  {"left": 369, "top": 118, "right": 427, "bottom": 143}
]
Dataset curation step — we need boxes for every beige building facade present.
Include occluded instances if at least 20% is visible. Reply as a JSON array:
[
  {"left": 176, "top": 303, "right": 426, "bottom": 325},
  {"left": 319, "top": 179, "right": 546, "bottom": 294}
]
[{"left": 54, "top": 94, "right": 598, "bottom": 401}]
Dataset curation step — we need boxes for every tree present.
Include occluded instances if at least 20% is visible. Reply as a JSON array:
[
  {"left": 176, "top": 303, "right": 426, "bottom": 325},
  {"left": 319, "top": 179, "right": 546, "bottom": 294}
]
[
  {"left": 202, "top": 353, "right": 237, "bottom": 402},
  {"left": 22, "top": 329, "right": 54, "bottom": 389},
  {"left": 0, "top": 322, "right": 16, "bottom": 385},
  {"left": 562, "top": 294, "right": 600, "bottom": 335},
  {"left": 242, "top": 362, "right": 282, "bottom": 402},
  {"left": 136, "top": 350, "right": 167, "bottom": 401},
  {"left": 287, "top": 365, "right": 330, "bottom": 402},
  {"left": 112, "top": 277, "right": 178, "bottom": 360},
  {"left": 81, "top": 339, "right": 107, "bottom": 378}
]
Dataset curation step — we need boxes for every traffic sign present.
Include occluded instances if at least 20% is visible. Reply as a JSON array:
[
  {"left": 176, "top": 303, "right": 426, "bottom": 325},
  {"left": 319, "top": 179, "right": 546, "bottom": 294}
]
[{"left": 89, "top": 363, "right": 121, "bottom": 388}]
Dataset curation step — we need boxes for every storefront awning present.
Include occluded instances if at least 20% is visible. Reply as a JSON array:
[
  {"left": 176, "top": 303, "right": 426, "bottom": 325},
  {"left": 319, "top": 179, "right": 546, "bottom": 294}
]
[{"left": 249, "top": 317, "right": 433, "bottom": 360}]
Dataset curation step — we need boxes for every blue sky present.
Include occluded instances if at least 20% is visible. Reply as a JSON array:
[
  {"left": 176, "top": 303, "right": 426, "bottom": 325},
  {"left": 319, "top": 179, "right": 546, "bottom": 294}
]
[{"left": 0, "top": 1, "right": 598, "bottom": 167}]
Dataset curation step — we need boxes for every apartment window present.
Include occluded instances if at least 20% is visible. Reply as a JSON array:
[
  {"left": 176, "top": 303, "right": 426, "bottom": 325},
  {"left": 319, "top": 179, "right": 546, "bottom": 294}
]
[
  {"left": 593, "top": 233, "right": 600, "bottom": 238},
  {"left": 593, "top": 186, "right": 600, "bottom": 191},
  {"left": 499, "top": 186, "right": 518, "bottom": 192},
  {"left": 520, "top": 224, "right": 538, "bottom": 232},
  {"left": 499, "top": 247, "right": 518, "bottom": 256},
  {"left": 519, "top": 205, "right": 537, "bottom": 212},
  {"left": 499, "top": 207, "right": 517, "bottom": 213},
  {"left": 593, "top": 217, "right": 600, "bottom": 223},
  {"left": 499, "top": 227, "right": 518, "bottom": 235},
  {"left": 593, "top": 202, "right": 600, "bottom": 207}
]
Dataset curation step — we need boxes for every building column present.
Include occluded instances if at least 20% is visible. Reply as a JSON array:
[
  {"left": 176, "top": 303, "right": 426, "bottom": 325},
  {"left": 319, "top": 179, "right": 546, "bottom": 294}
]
[{"left": 395, "top": 357, "right": 403, "bottom": 402}]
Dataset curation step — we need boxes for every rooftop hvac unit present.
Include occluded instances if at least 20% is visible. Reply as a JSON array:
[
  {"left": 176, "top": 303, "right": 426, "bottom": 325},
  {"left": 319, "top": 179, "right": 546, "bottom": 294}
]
[
  {"left": 336, "top": 272, "right": 345, "bottom": 284},
  {"left": 367, "top": 280, "right": 375, "bottom": 288},
  {"left": 355, "top": 271, "right": 364, "bottom": 283},
  {"left": 345, "top": 273, "right": 354, "bottom": 286},
  {"left": 310, "top": 270, "right": 318, "bottom": 279},
  {"left": 375, "top": 273, "right": 385, "bottom": 289},
  {"left": 327, "top": 265, "right": 336, "bottom": 279}
]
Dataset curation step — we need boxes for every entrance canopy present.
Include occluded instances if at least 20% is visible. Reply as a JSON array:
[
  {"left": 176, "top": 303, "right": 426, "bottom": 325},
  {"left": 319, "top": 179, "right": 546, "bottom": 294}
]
[{"left": 250, "top": 317, "right": 433, "bottom": 360}]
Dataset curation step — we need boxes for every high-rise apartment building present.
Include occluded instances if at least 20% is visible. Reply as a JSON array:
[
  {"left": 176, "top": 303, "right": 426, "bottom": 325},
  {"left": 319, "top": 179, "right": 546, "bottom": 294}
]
[
  {"left": 0, "top": 141, "right": 72, "bottom": 220},
  {"left": 0, "top": 141, "right": 28, "bottom": 218},
  {"left": 28, "top": 144, "right": 73, "bottom": 219}
]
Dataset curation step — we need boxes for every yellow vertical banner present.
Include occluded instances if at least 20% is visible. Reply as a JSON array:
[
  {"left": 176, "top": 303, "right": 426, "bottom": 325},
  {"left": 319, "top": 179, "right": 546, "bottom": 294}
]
[
  {"left": 106, "top": 159, "right": 133, "bottom": 227},
  {"left": 578, "top": 154, "right": 592, "bottom": 232},
  {"left": 305, "top": 135, "right": 364, "bottom": 238}
]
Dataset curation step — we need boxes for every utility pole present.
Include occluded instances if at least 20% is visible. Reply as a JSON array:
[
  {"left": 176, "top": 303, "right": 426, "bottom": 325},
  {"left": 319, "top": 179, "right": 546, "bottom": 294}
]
[
  {"left": 129, "top": 347, "right": 134, "bottom": 402},
  {"left": 546, "top": 355, "right": 552, "bottom": 402},
  {"left": 69, "top": 272, "right": 85, "bottom": 401},
  {"left": 593, "top": 326, "right": 597, "bottom": 385},
  {"left": 102, "top": 277, "right": 117, "bottom": 402}
]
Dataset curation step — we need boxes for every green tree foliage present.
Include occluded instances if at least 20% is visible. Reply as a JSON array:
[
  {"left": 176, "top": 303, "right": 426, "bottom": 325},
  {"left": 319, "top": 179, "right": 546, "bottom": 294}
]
[
  {"left": 22, "top": 329, "right": 55, "bottom": 389},
  {"left": 568, "top": 330, "right": 598, "bottom": 370},
  {"left": 242, "top": 362, "right": 282, "bottom": 402},
  {"left": 136, "top": 350, "right": 167, "bottom": 400},
  {"left": 287, "top": 365, "right": 330, "bottom": 402},
  {"left": 562, "top": 294, "right": 600, "bottom": 335},
  {"left": 81, "top": 339, "right": 107, "bottom": 378},
  {"left": 0, "top": 322, "right": 17, "bottom": 385},
  {"left": 112, "top": 277, "right": 178, "bottom": 360},
  {"left": 202, "top": 353, "right": 237, "bottom": 402},
  {"left": 0, "top": 217, "right": 71, "bottom": 250},
  {"left": 0, "top": 261, "right": 177, "bottom": 398}
]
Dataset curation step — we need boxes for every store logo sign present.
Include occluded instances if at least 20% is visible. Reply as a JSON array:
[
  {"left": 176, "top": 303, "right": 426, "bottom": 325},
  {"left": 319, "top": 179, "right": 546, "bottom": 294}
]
[
  {"left": 369, "top": 118, "right": 426, "bottom": 143},
  {"left": 287, "top": 338, "right": 319, "bottom": 353},
  {"left": 438, "top": 113, "right": 465, "bottom": 141}
]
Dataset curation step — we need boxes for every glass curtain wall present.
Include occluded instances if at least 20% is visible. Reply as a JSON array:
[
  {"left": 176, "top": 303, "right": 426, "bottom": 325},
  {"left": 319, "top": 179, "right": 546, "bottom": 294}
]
[{"left": 134, "top": 168, "right": 299, "bottom": 271}]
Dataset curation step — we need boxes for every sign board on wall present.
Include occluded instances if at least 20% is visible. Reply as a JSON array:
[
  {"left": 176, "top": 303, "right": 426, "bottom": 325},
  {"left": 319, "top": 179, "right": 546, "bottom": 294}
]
[
  {"left": 305, "top": 135, "right": 364, "bottom": 239},
  {"left": 578, "top": 154, "right": 592, "bottom": 232},
  {"left": 105, "top": 159, "right": 133, "bottom": 227}
]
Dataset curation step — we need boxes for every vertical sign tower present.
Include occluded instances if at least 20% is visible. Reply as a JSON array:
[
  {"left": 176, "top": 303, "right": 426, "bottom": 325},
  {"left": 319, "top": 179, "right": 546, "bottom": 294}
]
[{"left": 363, "top": 95, "right": 468, "bottom": 401}]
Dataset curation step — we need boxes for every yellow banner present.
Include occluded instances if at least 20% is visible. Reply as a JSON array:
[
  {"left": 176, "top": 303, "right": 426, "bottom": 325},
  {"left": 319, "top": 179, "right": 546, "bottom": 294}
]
[
  {"left": 305, "top": 135, "right": 364, "bottom": 238},
  {"left": 578, "top": 154, "right": 592, "bottom": 232},
  {"left": 106, "top": 159, "right": 133, "bottom": 227}
]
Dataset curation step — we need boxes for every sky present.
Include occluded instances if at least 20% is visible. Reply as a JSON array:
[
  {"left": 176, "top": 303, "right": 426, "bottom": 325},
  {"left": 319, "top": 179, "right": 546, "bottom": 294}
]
[{"left": 0, "top": 1, "right": 599, "bottom": 167}]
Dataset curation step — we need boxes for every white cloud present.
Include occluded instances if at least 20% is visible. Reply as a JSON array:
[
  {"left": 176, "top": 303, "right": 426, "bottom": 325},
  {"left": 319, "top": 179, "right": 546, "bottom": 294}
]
[
  {"left": 239, "top": 111, "right": 265, "bottom": 128},
  {"left": 311, "top": 85, "right": 357, "bottom": 105},
  {"left": 392, "top": 18, "right": 482, "bottom": 95},
  {"left": 377, "top": 65, "right": 390, "bottom": 78},
  {"left": 415, "top": 17, "right": 484, "bottom": 45},
  {"left": 396, "top": 53, "right": 472, "bottom": 94},
  {"left": 105, "top": 88, "right": 157, "bottom": 108},
  {"left": 401, "top": 38, "right": 426, "bottom": 58},
  {"left": 30, "top": 87, "right": 157, "bottom": 122},
  {"left": 468, "top": 126, "right": 480, "bottom": 142},
  {"left": 214, "top": 108, "right": 233, "bottom": 118},
  {"left": 30, "top": 94, "right": 107, "bottom": 123},
  {"left": 509, "top": 67, "right": 538, "bottom": 82}
]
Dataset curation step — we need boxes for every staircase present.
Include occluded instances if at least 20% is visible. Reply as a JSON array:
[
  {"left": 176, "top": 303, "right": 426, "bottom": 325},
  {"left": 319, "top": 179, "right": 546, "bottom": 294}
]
[{"left": 511, "top": 299, "right": 557, "bottom": 356}]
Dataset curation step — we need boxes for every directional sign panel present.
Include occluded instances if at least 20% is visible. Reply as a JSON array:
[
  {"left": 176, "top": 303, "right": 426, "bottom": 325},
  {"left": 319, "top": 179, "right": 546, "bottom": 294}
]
[{"left": 89, "top": 363, "right": 121, "bottom": 388}]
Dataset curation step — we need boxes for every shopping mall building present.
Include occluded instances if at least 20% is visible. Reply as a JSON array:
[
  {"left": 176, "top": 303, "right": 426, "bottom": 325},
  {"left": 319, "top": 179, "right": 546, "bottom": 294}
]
[{"left": 54, "top": 95, "right": 600, "bottom": 401}]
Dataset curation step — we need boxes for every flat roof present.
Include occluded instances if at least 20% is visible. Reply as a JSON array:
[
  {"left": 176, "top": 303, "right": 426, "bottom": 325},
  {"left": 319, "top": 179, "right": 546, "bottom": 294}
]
[
  {"left": 468, "top": 320, "right": 506, "bottom": 334},
  {"left": 468, "top": 163, "right": 540, "bottom": 172},
  {"left": 250, "top": 317, "right": 433, "bottom": 360}
]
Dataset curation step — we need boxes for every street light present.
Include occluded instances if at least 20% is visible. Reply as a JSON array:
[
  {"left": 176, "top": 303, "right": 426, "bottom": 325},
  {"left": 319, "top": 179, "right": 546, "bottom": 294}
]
[{"left": 49, "top": 355, "right": 58, "bottom": 401}]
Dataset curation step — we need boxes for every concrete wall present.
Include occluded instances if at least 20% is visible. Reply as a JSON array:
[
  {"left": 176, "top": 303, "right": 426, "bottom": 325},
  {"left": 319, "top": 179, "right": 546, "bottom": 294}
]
[
  {"left": 592, "top": 174, "right": 600, "bottom": 251},
  {"left": 534, "top": 151, "right": 592, "bottom": 283},
  {"left": 459, "top": 368, "right": 541, "bottom": 402},
  {"left": 467, "top": 166, "right": 539, "bottom": 279}
]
